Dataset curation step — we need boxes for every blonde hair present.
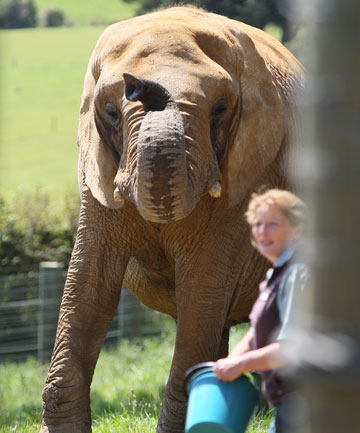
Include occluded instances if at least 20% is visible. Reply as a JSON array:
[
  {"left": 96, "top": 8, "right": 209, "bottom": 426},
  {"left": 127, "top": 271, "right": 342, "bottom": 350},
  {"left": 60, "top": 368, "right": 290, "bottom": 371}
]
[{"left": 245, "top": 188, "right": 306, "bottom": 227}]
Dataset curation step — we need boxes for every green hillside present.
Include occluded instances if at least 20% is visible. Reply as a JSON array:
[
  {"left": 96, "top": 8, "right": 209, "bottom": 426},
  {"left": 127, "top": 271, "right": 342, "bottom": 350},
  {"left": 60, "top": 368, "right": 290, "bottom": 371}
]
[
  {"left": 35, "top": 0, "right": 139, "bottom": 26},
  {"left": 0, "top": 1, "right": 139, "bottom": 205},
  {"left": 0, "top": 26, "right": 109, "bottom": 202}
]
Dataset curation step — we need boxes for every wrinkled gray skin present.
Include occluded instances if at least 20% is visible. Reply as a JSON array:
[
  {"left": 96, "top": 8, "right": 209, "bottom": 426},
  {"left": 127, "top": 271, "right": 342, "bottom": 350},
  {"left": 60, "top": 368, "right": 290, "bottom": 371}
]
[{"left": 40, "top": 6, "right": 304, "bottom": 433}]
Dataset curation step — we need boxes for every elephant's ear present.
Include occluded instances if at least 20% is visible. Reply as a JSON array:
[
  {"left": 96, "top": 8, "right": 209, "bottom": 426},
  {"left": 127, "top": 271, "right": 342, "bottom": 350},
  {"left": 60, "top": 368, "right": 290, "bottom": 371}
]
[
  {"left": 77, "top": 60, "right": 122, "bottom": 209},
  {"left": 223, "top": 29, "right": 286, "bottom": 208}
]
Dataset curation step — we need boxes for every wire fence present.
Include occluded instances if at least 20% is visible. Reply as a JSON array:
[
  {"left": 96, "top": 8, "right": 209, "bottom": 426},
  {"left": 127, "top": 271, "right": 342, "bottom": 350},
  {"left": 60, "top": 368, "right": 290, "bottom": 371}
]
[{"left": 0, "top": 262, "right": 172, "bottom": 363}]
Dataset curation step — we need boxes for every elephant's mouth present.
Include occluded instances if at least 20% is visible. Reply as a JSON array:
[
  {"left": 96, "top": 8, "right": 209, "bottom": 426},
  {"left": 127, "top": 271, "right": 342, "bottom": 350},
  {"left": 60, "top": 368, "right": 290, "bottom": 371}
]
[{"left": 113, "top": 73, "right": 222, "bottom": 223}]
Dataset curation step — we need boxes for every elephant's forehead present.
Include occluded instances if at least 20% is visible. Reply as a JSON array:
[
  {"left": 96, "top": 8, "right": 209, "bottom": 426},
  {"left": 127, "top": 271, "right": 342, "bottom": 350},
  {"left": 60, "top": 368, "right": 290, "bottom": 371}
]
[
  {"left": 106, "top": 30, "right": 221, "bottom": 66},
  {"left": 120, "top": 33, "right": 207, "bottom": 70},
  {"left": 98, "top": 15, "right": 238, "bottom": 73},
  {"left": 98, "top": 29, "right": 236, "bottom": 101}
]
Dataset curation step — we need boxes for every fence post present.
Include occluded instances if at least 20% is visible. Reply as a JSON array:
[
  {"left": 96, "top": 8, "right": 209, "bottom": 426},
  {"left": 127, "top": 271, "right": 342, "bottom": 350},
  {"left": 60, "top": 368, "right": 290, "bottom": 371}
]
[{"left": 38, "top": 261, "right": 65, "bottom": 363}]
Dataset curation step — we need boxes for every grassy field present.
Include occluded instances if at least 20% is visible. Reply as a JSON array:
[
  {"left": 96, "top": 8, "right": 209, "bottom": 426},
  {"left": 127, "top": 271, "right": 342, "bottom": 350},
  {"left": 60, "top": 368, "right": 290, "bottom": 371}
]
[
  {"left": 0, "top": 26, "right": 107, "bottom": 203},
  {"left": 0, "top": 325, "right": 273, "bottom": 433},
  {"left": 0, "top": 0, "right": 139, "bottom": 205},
  {"left": 34, "top": 0, "right": 139, "bottom": 26}
]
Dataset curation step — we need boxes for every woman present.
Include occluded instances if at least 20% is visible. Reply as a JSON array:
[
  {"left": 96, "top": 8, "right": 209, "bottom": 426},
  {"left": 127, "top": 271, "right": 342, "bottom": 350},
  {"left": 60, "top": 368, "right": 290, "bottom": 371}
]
[{"left": 214, "top": 189, "right": 308, "bottom": 433}]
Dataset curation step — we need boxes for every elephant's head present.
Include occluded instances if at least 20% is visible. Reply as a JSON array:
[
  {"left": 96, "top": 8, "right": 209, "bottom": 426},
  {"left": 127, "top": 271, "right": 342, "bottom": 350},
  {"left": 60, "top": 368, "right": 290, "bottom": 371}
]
[{"left": 78, "top": 7, "right": 303, "bottom": 223}]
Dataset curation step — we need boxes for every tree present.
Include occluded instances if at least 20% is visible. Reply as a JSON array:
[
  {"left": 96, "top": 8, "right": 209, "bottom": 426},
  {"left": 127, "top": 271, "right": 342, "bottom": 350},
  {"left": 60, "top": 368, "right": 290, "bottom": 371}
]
[
  {"left": 0, "top": 0, "right": 37, "bottom": 29},
  {"left": 0, "top": 189, "right": 79, "bottom": 275},
  {"left": 42, "top": 7, "right": 65, "bottom": 28}
]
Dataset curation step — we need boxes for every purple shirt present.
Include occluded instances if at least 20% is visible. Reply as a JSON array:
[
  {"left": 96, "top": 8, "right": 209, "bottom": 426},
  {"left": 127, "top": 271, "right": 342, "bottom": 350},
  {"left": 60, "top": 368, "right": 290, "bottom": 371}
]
[{"left": 249, "top": 246, "right": 308, "bottom": 405}]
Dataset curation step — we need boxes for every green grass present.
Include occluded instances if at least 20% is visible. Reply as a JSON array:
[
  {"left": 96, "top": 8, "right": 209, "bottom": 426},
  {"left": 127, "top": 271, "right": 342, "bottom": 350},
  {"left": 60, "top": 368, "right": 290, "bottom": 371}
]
[
  {"left": 263, "top": 23, "right": 283, "bottom": 42},
  {"left": 0, "top": 1, "right": 138, "bottom": 205},
  {"left": 0, "top": 325, "right": 273, "bottom": 432},
  {"left": 0, "top": 26, "right": 107, "bottom": 202},
  {"left": 35, "top": 0, "right": 139, "bottom": 26}
]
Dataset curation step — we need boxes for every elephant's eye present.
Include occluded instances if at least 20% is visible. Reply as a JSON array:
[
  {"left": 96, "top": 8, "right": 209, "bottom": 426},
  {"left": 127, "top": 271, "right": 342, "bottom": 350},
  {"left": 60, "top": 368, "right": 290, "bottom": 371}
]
[
  {"left": 105, "top": 102, "right": 119, "bottom": 121},
  {"left": 210, "top": 99, "right": 228, "bottom": 164},
  {"left": 212, "top": 100, "right": 227, "bottom": 117}
]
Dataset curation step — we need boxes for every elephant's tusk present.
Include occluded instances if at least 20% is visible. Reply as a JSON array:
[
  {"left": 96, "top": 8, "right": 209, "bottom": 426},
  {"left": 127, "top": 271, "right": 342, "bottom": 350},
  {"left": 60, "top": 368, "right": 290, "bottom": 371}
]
[
  {"left": 209, "top": 181, "right": 222, "bottom": 198},
  {"left": 114, "top": 187, "right": 125, "bottom": 203}
]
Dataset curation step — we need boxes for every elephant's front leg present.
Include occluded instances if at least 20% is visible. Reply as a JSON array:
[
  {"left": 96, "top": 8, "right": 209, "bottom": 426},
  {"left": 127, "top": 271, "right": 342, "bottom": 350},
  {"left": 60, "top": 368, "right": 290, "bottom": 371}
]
[
  {"left": 40, "top": 205, "right": 128, "bottom": 432},
  {"left": 157, "top": 267, "right": 232, "bottom": 433}
]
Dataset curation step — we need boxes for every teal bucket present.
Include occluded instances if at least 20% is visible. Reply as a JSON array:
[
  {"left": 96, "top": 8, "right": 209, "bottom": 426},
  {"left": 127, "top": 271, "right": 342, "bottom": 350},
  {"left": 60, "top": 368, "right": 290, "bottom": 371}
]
[{"left": 184, "top": 362, "right": 259, "bottom": 433}]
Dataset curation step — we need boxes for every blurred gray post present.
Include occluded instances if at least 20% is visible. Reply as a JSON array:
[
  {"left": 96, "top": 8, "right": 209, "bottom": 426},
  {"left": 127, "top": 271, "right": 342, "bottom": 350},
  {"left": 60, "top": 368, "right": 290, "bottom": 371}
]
[
  {"left": 119, "top": 285, "right": 142, "bottom": 338},
  {"left": 294, "top": 0, "right": 360, "bottom": 431},
  {"left": 38, "top": 261, "right": 65, "bottom": 363}
]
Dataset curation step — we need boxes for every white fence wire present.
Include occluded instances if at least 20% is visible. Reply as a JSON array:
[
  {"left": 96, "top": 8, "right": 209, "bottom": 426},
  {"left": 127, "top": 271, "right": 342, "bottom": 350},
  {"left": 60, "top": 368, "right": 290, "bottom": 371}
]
[{"left": 0, "top": 262, "right": 171, "bottom": 362}]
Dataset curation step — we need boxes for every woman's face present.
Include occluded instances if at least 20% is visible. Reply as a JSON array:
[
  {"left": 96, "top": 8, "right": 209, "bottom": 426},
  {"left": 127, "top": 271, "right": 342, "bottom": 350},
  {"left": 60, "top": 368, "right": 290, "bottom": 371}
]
[{"left": 252, "top": 204, "right": 302, "bottom": 265}]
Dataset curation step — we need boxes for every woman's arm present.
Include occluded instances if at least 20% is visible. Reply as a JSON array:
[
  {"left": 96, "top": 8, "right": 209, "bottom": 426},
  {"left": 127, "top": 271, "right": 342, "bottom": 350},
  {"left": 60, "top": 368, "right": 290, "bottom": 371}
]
[
  {"left": 213, "top": 330, "right": 254, "bottom": 381},
  {"left": 214, "top": 340, "right": 289, "bottom": 382}
]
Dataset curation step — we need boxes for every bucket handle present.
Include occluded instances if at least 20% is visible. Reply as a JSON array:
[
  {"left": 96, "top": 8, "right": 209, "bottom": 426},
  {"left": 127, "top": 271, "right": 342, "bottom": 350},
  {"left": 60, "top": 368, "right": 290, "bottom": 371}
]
[{"left": 183, "top": 362, "right": 216, "bottom": 397}]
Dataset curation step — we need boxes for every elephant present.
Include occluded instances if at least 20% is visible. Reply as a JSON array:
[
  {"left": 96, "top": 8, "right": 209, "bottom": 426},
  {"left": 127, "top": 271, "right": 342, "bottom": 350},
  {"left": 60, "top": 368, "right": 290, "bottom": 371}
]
[{"left": 40, "top": 5, "right": 304, "bottom": 433}]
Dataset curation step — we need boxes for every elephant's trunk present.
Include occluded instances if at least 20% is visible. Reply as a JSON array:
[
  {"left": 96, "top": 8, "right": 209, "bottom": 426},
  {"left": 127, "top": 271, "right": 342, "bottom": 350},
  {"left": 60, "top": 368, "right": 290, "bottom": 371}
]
[{"left": 124, "top": 73, "right": 196, "bottom": 223}]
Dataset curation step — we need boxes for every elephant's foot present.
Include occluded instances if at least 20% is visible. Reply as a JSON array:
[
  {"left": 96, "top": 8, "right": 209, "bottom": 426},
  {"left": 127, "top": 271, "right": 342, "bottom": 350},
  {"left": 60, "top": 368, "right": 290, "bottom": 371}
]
[
  {"left": 39, "top": 421, "right": 91, "bottom": 433},
  {"left": 156, "top": 396, "right": 187, "bottom": 433},
  {"left": 40, "top": 383, "right": 92, "bottom": 433}
]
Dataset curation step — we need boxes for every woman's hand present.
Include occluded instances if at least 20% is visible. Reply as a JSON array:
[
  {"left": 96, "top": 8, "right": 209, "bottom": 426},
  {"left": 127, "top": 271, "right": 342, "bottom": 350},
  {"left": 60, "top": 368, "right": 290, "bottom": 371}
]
[
  {"left": 213, "top": 357, "right": 246, "bottom": 382},
  {"left": 215, "top": 341, "right": 289, "bottom": 382}
]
